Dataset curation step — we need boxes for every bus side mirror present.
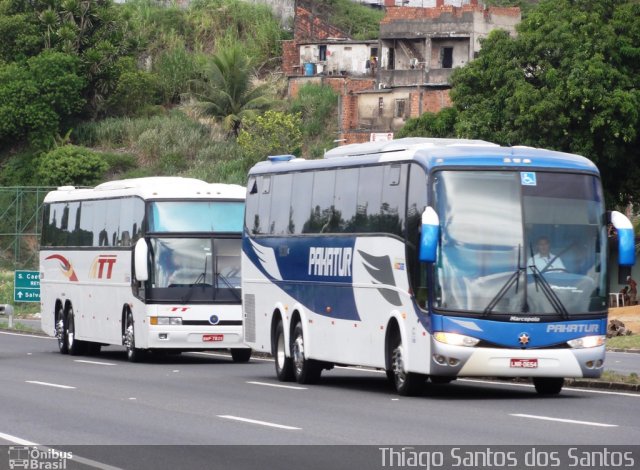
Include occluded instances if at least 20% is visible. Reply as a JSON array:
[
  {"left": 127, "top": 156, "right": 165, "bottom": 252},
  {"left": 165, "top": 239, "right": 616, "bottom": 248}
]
[
  {"left": 611, "top": 211, "right": 636, "bottom": 266},
  {"left": 419, "top": 207, "right": 440, "bottom": 263},
  {"left": 134, "top": 239, "right": 149, "bottom": 281}
]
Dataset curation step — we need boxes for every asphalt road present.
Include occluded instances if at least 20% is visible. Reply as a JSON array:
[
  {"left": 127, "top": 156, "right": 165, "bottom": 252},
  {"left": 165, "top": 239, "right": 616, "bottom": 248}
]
[{"left": 1, "top": 331, "right": 639, "bottom": 469}]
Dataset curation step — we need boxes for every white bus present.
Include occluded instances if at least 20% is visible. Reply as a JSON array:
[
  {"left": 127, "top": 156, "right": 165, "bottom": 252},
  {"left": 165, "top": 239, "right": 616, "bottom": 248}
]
[
  {"left": 242, "top": 138, "right": 635, "bottom": 395},
  {"left": 40, "top": 177, "right": 251, "bottom": 362}
]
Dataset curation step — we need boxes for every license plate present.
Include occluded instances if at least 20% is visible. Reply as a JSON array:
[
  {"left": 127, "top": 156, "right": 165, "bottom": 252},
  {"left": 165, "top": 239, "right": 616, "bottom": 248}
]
[
  {"left": 203, "top": 334, "right": 224, "bottom": 342},
  {"left": 510, "top": 358, "right": 538, "bottom": 368}
]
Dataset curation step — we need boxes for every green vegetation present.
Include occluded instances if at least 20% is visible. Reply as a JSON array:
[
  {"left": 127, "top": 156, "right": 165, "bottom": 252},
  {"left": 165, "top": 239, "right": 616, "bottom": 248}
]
[
  {"left": 599, "top": 371, "right": 639, "bottom": 385},
  {"left": 188, "top": 45, "right": 276, "bottom": 137},
  {"left": 299, "top": 0, "right": 384, "bottom": 40},
  {"left": 0, "top": 319, "right": 41, "bottom": 333},
  {"left": 37, "top": 145, "right": 109, "bottom": 186},
  {"left": 607, "top": 335, "right": 640, "bottom": 350}
]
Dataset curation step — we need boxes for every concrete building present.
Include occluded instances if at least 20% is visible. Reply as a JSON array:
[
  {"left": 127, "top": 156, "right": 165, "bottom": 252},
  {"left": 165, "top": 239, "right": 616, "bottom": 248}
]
[{"left": 284, "top": 0, "right": 520, "bottom": 145}]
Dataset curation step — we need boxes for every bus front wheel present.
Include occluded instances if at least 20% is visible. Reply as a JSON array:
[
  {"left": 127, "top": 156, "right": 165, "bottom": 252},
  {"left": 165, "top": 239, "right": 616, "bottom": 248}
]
[
  {"left": 533, "top": 377, "right": 564, "bottom": 395},
  {"left": 231, "top": 348, "right": 252, "bottom": 363},
  {"left": 124, "top": 311, "right": 144, "bottom": 363},
  {"left": 274, "top": 320, "right": 294, "bottom": 381},
  {"left": 390, "top": 339, "right": 424, "bottom": 396},
  {"left": 291, "top": 322, "right": 321, "bottom": 384}
]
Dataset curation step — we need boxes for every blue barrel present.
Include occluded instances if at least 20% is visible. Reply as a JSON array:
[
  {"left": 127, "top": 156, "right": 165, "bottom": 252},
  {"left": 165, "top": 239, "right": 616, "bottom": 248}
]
[{"left": 304, "top": 63, "right": 315, "bottom": 76}]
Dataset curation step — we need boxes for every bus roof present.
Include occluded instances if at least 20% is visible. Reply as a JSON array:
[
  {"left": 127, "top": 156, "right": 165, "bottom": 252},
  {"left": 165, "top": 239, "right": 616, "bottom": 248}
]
[
  {"left": 44, "top": 177, "right": 246, "bottom": 203},
  {"left": 250, "top": 138, "right": 599, "bottom": 176}
]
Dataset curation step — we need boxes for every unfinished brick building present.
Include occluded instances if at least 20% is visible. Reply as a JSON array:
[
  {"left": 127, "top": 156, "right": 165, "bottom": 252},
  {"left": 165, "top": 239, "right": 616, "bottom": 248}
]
[{"left": 284, "top": 0, "right": 521, "bottom": 145}]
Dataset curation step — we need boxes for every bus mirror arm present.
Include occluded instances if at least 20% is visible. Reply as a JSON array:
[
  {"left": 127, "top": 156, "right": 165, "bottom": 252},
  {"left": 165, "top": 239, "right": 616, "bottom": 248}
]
[
  {"left": 134, "top": 239, "right": 149, "bottom": 281},
  {"left": 610, "top": 211, "right": 636, "bottom": 266},
  {"left": 419, "top": 207, "right": 440, "bottom": 263}
]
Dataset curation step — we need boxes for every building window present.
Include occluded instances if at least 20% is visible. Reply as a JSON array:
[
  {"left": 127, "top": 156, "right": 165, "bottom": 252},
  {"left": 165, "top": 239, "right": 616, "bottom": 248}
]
[
  {"left": 442, "top": 47, "right": 453, "bottom": 69},
  {"left": 319, "top": 45, "right": 327, "bottom": 61},
  {"left": 378, "top": 97, "right": 384, "bottom": 117},
  {"left": 394, "top": 99, "right": 406, "bottom": 118}
]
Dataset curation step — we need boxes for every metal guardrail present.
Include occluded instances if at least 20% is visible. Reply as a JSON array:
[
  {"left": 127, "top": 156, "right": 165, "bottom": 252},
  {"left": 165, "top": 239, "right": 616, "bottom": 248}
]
[{"left": 0, "top": 303, "right": 14, "bottom": 328}]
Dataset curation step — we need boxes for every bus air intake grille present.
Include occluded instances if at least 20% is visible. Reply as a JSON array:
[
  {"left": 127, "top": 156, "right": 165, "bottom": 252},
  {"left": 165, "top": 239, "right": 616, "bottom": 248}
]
[{"left": 244, "top": 294, "right": 256, "bottom": 343}]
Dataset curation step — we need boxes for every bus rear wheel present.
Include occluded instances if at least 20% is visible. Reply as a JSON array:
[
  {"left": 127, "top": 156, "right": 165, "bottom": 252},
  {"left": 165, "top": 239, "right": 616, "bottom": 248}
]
[
  {"left": 274, "top": 320, "right": 293, "bottom": 381},
  {"left": 533, "top": 377, "right": 564, "bottom": 395},
  {"left": 291, "top": 322, "right": 321, "bottom": 384},
  {"left": 231, "top": 348, "right": 252, "bottom": 363},
  {"left": 390, "top": 340, "right": 424, "bottom": 396},
  {"left": 124, "top": 311, "right": 144, "bottom": 363},
  {"left": 56, "top": 307, "right": 68, "bottom": 354}
]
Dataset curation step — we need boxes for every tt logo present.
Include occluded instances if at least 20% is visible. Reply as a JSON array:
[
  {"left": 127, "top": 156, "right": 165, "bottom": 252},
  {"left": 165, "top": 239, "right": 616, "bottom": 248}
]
[{"left": 91, "top": 255, "right": 117, "bottom": 279}]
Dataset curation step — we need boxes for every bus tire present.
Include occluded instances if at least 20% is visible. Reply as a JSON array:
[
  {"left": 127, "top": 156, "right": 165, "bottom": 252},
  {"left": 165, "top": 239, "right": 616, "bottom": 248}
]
[
  {"left": 291, "top": 322, "right": 322, "bottom": 384},
  {"left": 390, "top": 339, "right": 424, "bottom": 396},
  {"left": 66, "top": 308, "right": 86, "bottom": 356},
  {"left": 274, "top": 320, "right": 294, "bottom": 381},
  {"left": 231, "top": 348, "right": 252, "bottom": 363},
  {"left": 533, "top": 377, "right": 564, "bottom": 395},
  {"left": 56, "top": 307, "right": 68, "bottom": 354},
  {"left": 124, "top": 311, "right": 144, "bottom": 363}
]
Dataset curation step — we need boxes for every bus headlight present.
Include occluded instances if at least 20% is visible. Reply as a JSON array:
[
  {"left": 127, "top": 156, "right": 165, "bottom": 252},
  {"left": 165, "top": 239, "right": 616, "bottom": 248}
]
[
  {"left": 434, "top": 332, "right": 480, "bottom": 347},
  {"left": 567, "top": 335, "right": 605, "bottom": 349},
  {"left": 150, "top": 316, "right": 182, "bottom": 326}
]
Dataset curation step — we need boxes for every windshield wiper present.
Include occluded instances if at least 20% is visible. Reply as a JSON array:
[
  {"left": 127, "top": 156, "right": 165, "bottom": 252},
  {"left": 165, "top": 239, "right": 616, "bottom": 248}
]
[
  {"left": 180, "top": 256, "right": 209, "bottom": 303},
  {"left": 528, "top": 264, "right": 569, "bottom": 319},
  {"left": 216, "top": 272, "right": 241, "bottom": 301},
  {"left": 483, "top": 245, "right": 525, "bottom": 316}
]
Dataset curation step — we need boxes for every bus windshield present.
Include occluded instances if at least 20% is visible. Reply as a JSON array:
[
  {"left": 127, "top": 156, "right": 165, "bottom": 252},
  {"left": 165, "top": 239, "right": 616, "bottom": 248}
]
[
  {"left": 149, "top": 201, "right": 244, "bottom": 233},
  {"left": 433, "top": 170, "right": 607, "bottom": 317},
  {"left": 148, "top": 237, "right": 241, "bottom": 303}
]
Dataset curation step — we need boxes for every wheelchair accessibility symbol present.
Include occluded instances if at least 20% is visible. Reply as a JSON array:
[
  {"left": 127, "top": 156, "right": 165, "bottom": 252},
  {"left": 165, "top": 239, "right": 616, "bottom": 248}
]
[{"left": 520, "top": 172, "right": 537, "bottom": 186}]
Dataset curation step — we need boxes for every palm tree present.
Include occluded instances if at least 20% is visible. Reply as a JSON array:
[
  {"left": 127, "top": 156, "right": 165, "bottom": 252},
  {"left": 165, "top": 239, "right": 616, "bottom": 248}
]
[{"left": 189, "top": 45, "right": 274, "bottom": 138}]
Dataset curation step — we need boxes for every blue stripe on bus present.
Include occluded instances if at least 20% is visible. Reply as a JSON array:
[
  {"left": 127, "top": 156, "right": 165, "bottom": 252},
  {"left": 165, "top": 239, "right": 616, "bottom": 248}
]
[
  {"left": 431, "top": 314, "right": 606, "bottom": 348},
  {"left": 243, "top": 234, "right": 361, "bottom": 321}
]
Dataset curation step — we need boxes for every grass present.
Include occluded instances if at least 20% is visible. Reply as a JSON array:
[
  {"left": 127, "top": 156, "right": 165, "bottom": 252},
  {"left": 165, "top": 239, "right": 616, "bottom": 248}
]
[
  {"left": 599, "top": 370, "right": 639, "bottom": 385},
  {"left": 0, "top": 319, "right": 41, "bottom": 333},
  {"left": 607, "top": 335, "right": 640, "bottom": 350}
]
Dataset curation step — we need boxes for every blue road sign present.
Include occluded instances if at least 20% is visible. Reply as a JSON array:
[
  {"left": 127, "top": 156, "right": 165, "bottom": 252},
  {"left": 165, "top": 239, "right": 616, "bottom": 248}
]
[{"left": 14, "top": 270, "right": 40, "bottom": 303}]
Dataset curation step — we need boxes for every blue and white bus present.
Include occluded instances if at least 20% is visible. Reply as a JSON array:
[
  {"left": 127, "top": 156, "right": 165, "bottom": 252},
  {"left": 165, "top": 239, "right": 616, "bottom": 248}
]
[{"left": 241, "top": 138, "right": 635, "bottom": 395}]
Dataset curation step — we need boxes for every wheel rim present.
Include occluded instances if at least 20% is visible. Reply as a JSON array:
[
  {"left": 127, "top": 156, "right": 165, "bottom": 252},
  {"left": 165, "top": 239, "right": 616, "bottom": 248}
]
[
  {"left": 292, "top": 333, "right": 305, "bottom": 376},
  {"left": 56, "top": 314, "right": 65, "bottom": 347},
  {"left": 276, "top": 330, "right": 286, "bottom": 370},
  {"left": 67, "top": 313, "right": 74, "bottom": 349},
  {"left": 125, "top": 316, "right": 134, "bottom": 352},
  {"left": 392, "top": 346, "right": 406, "bottom": 388}
]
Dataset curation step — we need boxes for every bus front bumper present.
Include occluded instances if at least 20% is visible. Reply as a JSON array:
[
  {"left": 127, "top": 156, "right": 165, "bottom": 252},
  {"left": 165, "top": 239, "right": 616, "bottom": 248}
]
[
  {"left": 146, "top": 325, "right": 246, "bottom": 350},
  {"left": 430, "top": 340, "right": 605, "bottom": 379}
]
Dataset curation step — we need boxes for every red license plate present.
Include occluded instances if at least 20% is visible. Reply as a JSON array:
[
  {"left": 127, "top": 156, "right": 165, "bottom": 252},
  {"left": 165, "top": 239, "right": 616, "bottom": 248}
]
[
  {"left": 510, "top": 358, "right": 538, "bottom": 369},
  {"left": 203, "top": 334, "right": 224, "bottom": 342}
]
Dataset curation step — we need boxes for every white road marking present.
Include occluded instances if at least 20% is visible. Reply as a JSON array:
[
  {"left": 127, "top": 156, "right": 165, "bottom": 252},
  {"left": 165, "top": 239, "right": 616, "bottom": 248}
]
[
  {"left": 460, "top": 378, "right": 640, "bottom": 398},
  {"left": 0, "top": 431, "right": 123, "bottom": 469},
  {"left": 0, "top": 431, "right": 37, "bottom": 445},
  {"left": 218, "top": 415, "right": 301, "bottom": 430},
  {"left": 510, "top": 414, "right": 618, "bottom": 427},
  {"left": 247, "top": 381, "right": 307, "bottom": 390},
  {"left": 74, "top": 359, "right": 116, "bottom": 366},
  {"left": 0, "top": 331, "right": 54, "bottom": 339},
  {"left": 26, "top": 380, "right": 75, "bottom": 390}
]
